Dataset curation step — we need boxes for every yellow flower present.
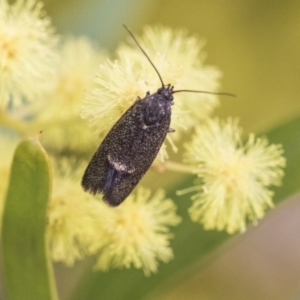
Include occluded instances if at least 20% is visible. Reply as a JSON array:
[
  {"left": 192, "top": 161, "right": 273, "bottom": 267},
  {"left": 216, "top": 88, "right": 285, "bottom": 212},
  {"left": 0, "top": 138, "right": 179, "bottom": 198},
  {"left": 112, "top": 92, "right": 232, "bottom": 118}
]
[
  {"left": 48, "top": 160, "right": 100, "bottom": 266},
  {"left": 48, "top": 161, "right": 181, "bottom": 272},
  {"left": 82, "top": 56, "right": 148, "bottom": 135},
  {"left": 0, "top": 0, "right": 57, "bottom": 109},
  {"left": 40, "top": 37, "right": 105, "bottom": 121},
  {"left": 92, "top": 187, "right": 181, "bottom": 276},
  {"left": 37, "top": 37, "right": 105, "bottom": 154},
  {"left": 117, "top": 26, "right": 222, "bottom": 131},
  {"left": 82, "top": 25, "right": 222, "bottom": 161},
  {"left": 184, "top": 118, "right": 286, "bottom": 234}
]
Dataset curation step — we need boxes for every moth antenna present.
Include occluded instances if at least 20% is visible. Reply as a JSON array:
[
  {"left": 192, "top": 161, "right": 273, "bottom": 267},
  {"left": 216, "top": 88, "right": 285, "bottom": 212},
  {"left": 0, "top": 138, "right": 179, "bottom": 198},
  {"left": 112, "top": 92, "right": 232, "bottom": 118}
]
[
  {"left": 172, "top": 90, "right": 236, "bottom": 97},
  {"left": 123, "top": 24, "right": 165, "bottom": 88}
]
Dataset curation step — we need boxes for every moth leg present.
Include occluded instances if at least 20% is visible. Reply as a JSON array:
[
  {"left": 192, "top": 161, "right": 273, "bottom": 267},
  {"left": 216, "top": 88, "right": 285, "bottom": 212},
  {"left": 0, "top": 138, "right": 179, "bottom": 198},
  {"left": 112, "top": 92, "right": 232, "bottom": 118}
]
[
  {"left": 168, "top": 127, "right": 175, "bottom": 133},
  {"left": 103, "top": 164, "right": 118, "bottom": 197}
]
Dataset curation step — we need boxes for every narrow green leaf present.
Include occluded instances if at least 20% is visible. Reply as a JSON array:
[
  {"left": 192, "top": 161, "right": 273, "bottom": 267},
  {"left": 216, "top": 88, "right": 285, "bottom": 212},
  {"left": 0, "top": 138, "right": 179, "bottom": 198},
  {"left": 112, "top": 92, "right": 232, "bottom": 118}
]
[
  {"left": 1, "top": 138, "right": 57, "bottom": 300},
  {"left": 265, "top": 116, "right": 300, "bottom": 202},
  {"left": 72, "top": 116, "right": 300, "bottom": 300}
]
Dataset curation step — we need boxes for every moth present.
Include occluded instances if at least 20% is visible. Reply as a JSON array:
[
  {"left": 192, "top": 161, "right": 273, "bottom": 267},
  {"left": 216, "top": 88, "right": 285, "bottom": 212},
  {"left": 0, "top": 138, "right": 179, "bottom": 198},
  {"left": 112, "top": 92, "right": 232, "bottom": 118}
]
[{"left": 82, "top": 25, "right": 234, "bottom": 206}]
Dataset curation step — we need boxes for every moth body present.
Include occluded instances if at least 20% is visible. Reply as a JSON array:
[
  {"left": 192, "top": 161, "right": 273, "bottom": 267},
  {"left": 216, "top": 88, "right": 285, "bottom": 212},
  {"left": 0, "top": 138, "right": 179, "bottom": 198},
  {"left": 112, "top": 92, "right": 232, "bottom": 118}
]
[{"left": 82, "top": 85, "right": 174, "bottom": 206}]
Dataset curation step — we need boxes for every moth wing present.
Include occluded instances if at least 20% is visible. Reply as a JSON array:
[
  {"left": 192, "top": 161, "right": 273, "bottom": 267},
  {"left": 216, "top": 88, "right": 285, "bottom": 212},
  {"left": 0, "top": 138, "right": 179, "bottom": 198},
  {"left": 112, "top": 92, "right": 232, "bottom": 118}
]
[
  {"left": 82, "top": 97, "right": 171, "bottom": 206},
  {"left": 81, "top": 142, "right": 109, "bottom": 195},
  {"left": 81, "top": 103, "right": 139, "bottom": 197},
  {"left": 102, "top": 117, "right": 170, "bottom": 206}
]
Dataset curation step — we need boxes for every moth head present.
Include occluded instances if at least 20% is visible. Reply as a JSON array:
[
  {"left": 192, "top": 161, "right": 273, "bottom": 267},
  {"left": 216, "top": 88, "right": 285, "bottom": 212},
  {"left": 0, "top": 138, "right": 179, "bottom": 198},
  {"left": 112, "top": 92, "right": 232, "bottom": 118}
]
[{"left": 157, "top": 84, "right": 174, "bottom": 101}]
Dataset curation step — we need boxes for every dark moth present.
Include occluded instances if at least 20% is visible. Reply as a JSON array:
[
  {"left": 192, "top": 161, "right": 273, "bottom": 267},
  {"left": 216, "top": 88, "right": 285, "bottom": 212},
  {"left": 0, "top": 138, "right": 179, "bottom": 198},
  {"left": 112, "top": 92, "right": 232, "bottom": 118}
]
[
  {"left": 82, "top": 25, "right": 234, "bottom": 206},
  {"left": 82, "top": 86, "right": 174, "bottom": 206}
]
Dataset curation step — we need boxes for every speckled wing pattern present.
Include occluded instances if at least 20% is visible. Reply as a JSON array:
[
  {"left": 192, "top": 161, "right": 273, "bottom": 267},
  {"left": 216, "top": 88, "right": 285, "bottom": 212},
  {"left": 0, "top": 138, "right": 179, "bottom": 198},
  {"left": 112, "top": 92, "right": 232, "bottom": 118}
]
[{"left": 82, "top": 93, "right": 172, "bottom": 206}]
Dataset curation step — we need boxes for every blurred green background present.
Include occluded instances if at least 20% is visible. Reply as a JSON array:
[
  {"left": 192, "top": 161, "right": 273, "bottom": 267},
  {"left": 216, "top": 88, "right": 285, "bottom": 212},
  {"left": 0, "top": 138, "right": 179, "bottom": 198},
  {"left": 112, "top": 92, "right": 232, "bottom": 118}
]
[{"left": 41, "top": 0, "right": 300, "bottom": 299}]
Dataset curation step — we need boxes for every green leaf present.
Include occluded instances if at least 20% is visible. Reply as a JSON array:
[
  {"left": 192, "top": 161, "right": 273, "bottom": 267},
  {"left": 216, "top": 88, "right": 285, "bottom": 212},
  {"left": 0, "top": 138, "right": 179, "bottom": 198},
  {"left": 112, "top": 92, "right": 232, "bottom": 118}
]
[
  {"left": 72, "top": 116, "right": 300, "bottom": 300},
  {"left": 265, "top": 116, "right": 300, "bottom": 203},
  {"left": 1, "top": 138, "right": 57, "bottom": 300}
]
